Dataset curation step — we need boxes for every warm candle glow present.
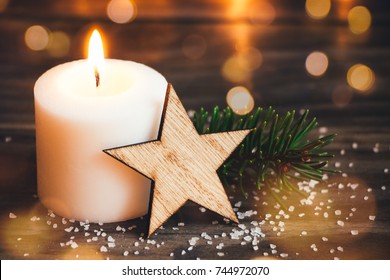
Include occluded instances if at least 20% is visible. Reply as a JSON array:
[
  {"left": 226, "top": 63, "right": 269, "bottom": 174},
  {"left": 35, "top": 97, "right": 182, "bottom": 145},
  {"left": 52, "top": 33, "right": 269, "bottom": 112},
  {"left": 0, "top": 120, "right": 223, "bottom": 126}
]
[{"left": 88, "top": 30, "right": 105, "bottom": 87}]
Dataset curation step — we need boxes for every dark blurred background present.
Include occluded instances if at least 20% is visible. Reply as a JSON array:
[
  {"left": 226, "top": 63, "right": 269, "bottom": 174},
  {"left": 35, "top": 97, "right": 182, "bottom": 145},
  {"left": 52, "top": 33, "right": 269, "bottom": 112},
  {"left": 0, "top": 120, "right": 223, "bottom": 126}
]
[{"left": 1, "top": 0, "right": 389, "bottom": 125}]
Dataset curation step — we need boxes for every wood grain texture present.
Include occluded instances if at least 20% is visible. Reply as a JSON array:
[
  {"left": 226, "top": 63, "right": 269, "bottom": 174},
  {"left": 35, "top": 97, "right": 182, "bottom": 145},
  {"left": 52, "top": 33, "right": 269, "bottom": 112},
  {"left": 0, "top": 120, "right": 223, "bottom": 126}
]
[{"left": 105, "top": 84, "right": 251, "bottom": 236}]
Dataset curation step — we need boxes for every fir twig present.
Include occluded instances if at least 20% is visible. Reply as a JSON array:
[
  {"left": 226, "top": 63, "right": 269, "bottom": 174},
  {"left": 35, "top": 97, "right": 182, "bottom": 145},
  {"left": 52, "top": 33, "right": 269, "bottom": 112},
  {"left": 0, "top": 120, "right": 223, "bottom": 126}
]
[{"left": 192, "top": 106, "right": 339, "bottom": 201}]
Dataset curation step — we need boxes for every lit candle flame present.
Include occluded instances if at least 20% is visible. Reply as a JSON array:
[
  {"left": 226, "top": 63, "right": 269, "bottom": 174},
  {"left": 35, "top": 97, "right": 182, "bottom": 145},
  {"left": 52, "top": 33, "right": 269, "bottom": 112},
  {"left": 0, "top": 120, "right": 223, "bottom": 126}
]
[{"left": 88, "top": 29, "right": 105, "bottom": 87}]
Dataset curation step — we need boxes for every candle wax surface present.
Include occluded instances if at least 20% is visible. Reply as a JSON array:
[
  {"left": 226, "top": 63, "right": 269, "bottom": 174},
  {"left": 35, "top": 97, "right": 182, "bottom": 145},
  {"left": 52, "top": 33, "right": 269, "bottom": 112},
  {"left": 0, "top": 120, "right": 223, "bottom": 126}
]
[{"left": 34, "top": 59, "right": 167, "bottom": 223}]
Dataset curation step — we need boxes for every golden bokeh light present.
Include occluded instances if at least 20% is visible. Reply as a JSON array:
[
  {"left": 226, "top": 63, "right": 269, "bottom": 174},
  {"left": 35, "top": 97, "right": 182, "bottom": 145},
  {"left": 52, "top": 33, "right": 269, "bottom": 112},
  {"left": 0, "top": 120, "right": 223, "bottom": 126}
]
[
  {"left": 347, "top": 64, "right": 375, "bottom": 93},
  {"left": 0, "top": 0, "right": 9, "bottom": 12},
  {"left": 249, "top": 1, "right": 276, "bottom": 25},
  {"left": 305, "top": 51, "right": 329, "bottom": 77},
  {"left": 182, "top": 34, "right": 207, "bottom": 60},
  {"left": 107, "top": 0, "right": 137, "bottom": 24},
  {"left": 226, "top": 86, "right": 255, "bottom": 115},
  {"left": 47, "top": 31, "right": 71, "bottom": 58},
  {"left": 237, "top": 47, "right": 263, "bottom": 72},
  {"left": 348, "top": 6, "right": 371, "bottom": 34},
  {"left": 305, "top": 0, "right": 331, "bottom": 20},
  {"left": 332, "top": 85, "right": 353, "bottom": 108},
  {"left": 25, "top": 25, "right": 50, "bottom": 51},
  {"left": 222, "top": 48, "right": 262, "bottom": 83}
]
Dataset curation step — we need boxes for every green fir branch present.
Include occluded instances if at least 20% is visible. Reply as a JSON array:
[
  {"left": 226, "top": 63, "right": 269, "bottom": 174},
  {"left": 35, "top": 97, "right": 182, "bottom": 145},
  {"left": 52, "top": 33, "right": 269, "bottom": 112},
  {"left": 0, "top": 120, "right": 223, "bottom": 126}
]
[{"left": 192, "top": 106, "right": 339, "bottom": 200}]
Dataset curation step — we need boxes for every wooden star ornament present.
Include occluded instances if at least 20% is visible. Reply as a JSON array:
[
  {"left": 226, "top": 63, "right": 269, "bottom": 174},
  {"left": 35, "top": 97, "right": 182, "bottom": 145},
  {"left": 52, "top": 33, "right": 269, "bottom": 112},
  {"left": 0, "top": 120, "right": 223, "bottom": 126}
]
[{"left": 104, "top": 84, "right": 251, "bottom": 236}]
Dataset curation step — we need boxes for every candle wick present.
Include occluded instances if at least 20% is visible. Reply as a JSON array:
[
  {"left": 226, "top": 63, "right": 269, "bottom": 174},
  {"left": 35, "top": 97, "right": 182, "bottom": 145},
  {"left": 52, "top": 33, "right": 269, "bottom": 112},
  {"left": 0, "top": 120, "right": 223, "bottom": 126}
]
[{"left": 94, "top": 66, "right": 100, "bottom": 88}]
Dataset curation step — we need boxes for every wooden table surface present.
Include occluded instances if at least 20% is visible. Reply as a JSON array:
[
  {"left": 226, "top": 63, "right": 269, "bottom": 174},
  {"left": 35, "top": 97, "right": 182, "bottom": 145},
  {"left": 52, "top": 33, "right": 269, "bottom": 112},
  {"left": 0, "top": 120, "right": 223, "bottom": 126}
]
[{"left": 0, "top": 0, "right": 389, "bottom": 260}]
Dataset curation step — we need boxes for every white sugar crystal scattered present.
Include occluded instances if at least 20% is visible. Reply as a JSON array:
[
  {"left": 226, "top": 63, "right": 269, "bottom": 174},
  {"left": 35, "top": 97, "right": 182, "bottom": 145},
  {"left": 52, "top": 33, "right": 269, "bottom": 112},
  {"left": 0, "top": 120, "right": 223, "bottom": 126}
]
[
  {"left": 216, "top": 243, "right": 224, "bottom": 250},
  {"left": 364, "top": 196, "right": 369, "bottom": 200},
  {"left": 238, "top": 224, "right": 246, "bottom": 230},
  {"left": 207, "top": 241, "right": 213, "bottom": 245},
  {"left": 337, "top": 220, "right": 345, "bottom": 227},
  {"left": 188, "top": 237, "right": 200, "bottom": 246},
  {"left": 169, "top": 252, "right": 174, "bottom": 257},
  {"left": 243, "top": 236, "right": 252, "bottom": 242},
  {"left": 100, "top": 246, "right": 108, "bottom": 252},
  {"left": 101, "top": 232, "right": 107, "bottom": 237},
  {"left": 134, "top": 251, "right": 139, "bottom": 255},
  {"left": 115, "top": 226, "right": 122, "bottom": 231},
  {"left": 178, "top": 222, "right": 185, "bottom": 227},
  {"left": 74, "top": 227, "right": 79, "bottom": 233},
  {"left": 172, "top": 227, "right": 179, "bottom": 230},
  {"left": 384, "top": 168, "right": 389, "bottom": 174},
  {"left": 108, "top": 243, "right": 115, "bottom": 248},
  {"left": 84, "top": 233, "right": 90, "bottom": 237},
  {"left": 280, "top": 253, "right": 288, "bottom": 258},
  {"left": 123, "top": 251, "right": 129, "bottom": 256},
  {"left": 241, "top": 242, "right": 246, "bottom": 245},
  {"left": 212, "top": 221, "right": 218, "bottom": 225},
  {"left": 298, "top": 213, "right": 305, "bottom": 218},
  {"left": 181, "top": 250, "right": 186, "bottom": 255},
  {"left": 321, "top": 189, "right": 328, "bottom": 194},
  {"left": 253, "top": 246, "right": 259, "bottom": 251},
  {"left": 330, "top": 249, "right": 335, "bottom": 253},
  {"left": 350, "top": 184, "right": 359, "bottom": 190},
  {"left": 30, "top": 216, "right": 40, "bottom": 222},
  {"left": 271, "top": 249, "right": 277, "bottom": 254},
  {"left": 234, "top": 201, "right": 242, "bottom": 207},
  {"left": 64, "top": 227, "right": 74, "bottom": 232},
  {"left": 221, "top": 232, "right": 227, "bottom": 237},
  {"left": 263, "top": 252, "right": 269, "bottom": 256},
  {"left": 217, "top": 252, "right": 224, "bottom": 257},
  {"left": 381, "top": 186, "right": 386, "bottom": 191},
  {"left": 335, "top": 210, "right": 341, "bottom": 215},
  {"left": 338, "top": 183, "right": 344, "bottom": 189},
  {"left": 350, "top": 195, "right": 356, "bottom": 199},
  {"left": 351, "top": 230, "right": 359, "bottom": 236},
  {"left": 92, "top": 237, "right": 98, "bottom": 242},
  {"left": 199, "top": 207, "right": 206, "bottom": 213},
  {"left": 71, "top": 242, "right": 78, "bottom": 249},
  {"left": 369, "top": 215, "right": 376, "bottom": 221},
  {"left": 47, "top": 220, "right": 52, "bottom": 225},
  {"left": 62, "top": 218, "right": 67, "bottom": 225},
  {"left": 322, "top": 237, "right": 328, "bottom": 242},
  {"left": 335, "top": 162, "right": 341, "bottom": 168},
  {"left": 108, "top": 236, "right": 115, "bottom": 242},
  {"left": 17, "top": 237, "right": 22, "bottom": 241},
  {"left": 23, "top": 253, "right": 29, "bottom": 257},
  {"left": 367, "top": 188, "right": 372, "bottom": 192},
  {"left": 352, "top": 142, "right": 358, "bottom": 149},
  {"left": 340, "top": 149, "right": 345, "bottom": 155},
  {"left": 301, "top": 231, "right": 307, "bottom": 236},
  {"left": 144, "top": 246, "right": 150, "bottom": 250},
  {"left": 373, "top": 147, "right": 379, "bottom": 153},
  {"left": 337, "top": 246, "right": 344, "bottom": 252},
  {"left": 270, "top": 244, "right": 276, "bottom": 249},
  {"left": 9, "top": 213, "right": 17, "bottom": 219},
  {"left": 188, "top": 246, "right": 193, "bottom": 251},
  {"left": 323, "top": 212, "right": 329, "bottom": 218},
  {"left": 349, "top": 162, "right": 354, "bottom": 168}
]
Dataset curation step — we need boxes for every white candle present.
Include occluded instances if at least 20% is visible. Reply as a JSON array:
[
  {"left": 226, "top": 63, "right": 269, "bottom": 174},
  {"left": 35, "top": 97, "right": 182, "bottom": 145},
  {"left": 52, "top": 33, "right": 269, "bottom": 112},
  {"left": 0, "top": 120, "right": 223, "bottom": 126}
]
[{"left": 34, "top": 30, "right": 167, "bottom": 223}]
